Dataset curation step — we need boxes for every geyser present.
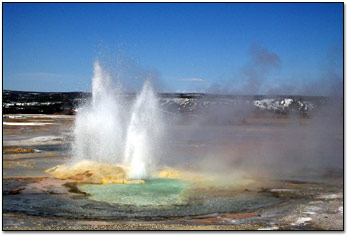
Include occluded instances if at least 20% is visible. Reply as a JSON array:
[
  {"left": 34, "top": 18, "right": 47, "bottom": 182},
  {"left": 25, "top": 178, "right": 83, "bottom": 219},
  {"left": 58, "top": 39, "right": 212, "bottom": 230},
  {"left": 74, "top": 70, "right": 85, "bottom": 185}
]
[
  {"left": 72, "top": 62, "right": 124, "bottom": 164},
  {"left": 124, "top": 81, "right": 163, "bottom": 179},
  {"left": 71, "top": 61, "right": 163, "bottom": 179}
]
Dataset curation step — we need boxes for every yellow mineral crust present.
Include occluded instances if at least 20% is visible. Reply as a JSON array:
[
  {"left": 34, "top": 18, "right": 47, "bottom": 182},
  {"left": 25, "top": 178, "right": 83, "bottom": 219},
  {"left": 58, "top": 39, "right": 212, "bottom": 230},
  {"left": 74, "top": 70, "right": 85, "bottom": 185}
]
[
  {"left": 157, "top": 169, "right": 183, "bottom": 179},
  {"left": 46, "top": 161, "right": 205, "bottom": 185},
  {"left": 157, "top": 168, "right": 210, "bottom": 184},
  {"left": 45, "top": 161, "right": 132, "bottom": 184},
  {"left": 101, "top": 176, "right": 145, "bottom": 185},
  {"left": 4, "top": 147, "right": 35, "bottom": 153}
]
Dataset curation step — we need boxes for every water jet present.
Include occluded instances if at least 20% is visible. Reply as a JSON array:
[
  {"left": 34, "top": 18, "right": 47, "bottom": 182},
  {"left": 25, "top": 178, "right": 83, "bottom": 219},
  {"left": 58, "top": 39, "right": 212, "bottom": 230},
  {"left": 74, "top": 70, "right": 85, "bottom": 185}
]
[{"left": 71, "top": 61, "right": 163, "bottom": 180}]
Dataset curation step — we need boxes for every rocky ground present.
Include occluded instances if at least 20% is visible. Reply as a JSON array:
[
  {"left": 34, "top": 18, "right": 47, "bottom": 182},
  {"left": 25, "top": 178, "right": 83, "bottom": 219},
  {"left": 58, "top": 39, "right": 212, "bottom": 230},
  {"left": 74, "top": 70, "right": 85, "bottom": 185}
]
[
  {"left": 2, "top": 114, "right": 343, "bottom": 231},
  {"left": 3, "top": 179, "right": 344, "bottom": 230}
]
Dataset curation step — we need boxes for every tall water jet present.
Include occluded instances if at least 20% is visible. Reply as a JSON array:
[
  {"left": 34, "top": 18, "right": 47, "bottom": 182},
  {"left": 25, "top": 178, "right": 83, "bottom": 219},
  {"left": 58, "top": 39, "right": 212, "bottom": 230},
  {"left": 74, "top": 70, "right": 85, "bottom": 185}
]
[
  {"left": 71, "top": 61, "right": 125, "bottom": 164},
  {"left": 71, "top": 61, "right": 163, "bottom": 179},
  {"left": 124, "top": 80, "right": 163, "bottom": 179}
]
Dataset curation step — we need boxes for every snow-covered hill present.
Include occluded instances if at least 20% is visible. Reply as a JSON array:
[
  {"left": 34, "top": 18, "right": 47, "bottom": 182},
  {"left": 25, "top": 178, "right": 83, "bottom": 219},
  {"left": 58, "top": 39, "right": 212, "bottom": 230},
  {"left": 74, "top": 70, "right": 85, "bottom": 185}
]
[{"left": 3, "top": 90, "right": 325, "bottom": 115}]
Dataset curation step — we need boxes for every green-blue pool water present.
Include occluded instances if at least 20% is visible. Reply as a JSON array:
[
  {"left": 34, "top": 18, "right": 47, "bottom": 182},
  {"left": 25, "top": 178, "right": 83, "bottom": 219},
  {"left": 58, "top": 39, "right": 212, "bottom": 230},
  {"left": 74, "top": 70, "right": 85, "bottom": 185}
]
[
  {"left": 77, "top": 178, "right": 191, "bottom": 206},
  {"left": 32, "top": 145, "right": 67, "bottom": 152},
  {"left": 3, "top": 177, "right": 284, "bottom": 219}
]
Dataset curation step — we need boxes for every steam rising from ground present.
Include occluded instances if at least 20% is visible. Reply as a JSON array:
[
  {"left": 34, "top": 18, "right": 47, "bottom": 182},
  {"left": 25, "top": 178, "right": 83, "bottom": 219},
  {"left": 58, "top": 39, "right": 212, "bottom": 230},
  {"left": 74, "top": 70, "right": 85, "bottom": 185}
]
[
  {"left": 165, "top": 44, "right": 343, "bottom": 180},
  {"left": 72, "top": 46, "right": 342, "bottom": 183}
]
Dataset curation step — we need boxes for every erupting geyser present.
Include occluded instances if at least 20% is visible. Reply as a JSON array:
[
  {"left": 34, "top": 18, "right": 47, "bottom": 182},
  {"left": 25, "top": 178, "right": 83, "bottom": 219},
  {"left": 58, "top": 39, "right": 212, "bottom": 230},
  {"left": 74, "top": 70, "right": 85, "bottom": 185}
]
[
  {"left": 71, "top": 61, "right": 163, "bottom": 179},
  {"left": 124, "top": 81, "right": 163, "bottom": 179},
  {"left": 72, "top": 62, "right": 124, "bottom": 164}
]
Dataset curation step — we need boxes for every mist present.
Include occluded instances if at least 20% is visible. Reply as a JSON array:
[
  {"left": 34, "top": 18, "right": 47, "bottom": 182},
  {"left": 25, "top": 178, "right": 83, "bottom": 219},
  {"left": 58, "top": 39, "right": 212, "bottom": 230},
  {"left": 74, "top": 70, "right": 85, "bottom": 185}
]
[
  {"left": 93, "top": 44, "right": 343, "bottom": 183},
  {"left": 95, "top": 47, "right": 165, "bottom": 93},
  {"left": 207, "top": 44, "right": 282, "bottom": 95},
  {"left": 156, "top": 44, "right": 343, "bottom": 182}
]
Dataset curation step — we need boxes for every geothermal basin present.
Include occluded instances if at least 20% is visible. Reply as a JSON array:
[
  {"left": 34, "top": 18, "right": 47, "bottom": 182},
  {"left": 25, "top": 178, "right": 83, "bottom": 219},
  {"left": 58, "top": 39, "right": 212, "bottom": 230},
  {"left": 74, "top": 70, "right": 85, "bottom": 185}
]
[
  {"left": 2, "top": 62, "right": 343, "bottom": 230},
  {"left": 3, "top": 113, "right": 343, "bottom": 230}
]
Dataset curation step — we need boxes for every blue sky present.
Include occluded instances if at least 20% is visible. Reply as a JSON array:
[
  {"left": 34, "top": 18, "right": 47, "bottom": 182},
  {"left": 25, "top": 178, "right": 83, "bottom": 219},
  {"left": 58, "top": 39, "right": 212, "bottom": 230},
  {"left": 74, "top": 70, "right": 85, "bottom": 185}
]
[{"left": 3, "top": 3, "right": 343, "bottom": 94}]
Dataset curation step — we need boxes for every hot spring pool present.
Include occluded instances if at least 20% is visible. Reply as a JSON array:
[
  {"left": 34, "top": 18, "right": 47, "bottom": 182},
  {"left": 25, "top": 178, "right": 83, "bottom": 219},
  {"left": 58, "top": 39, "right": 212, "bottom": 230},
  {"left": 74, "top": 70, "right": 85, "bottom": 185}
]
[
  {"left": 3, "top": 177, "right": 283, "bottom": 219},
  {"left": 77, "top": 178, "right": 190, "bottom": 206}
]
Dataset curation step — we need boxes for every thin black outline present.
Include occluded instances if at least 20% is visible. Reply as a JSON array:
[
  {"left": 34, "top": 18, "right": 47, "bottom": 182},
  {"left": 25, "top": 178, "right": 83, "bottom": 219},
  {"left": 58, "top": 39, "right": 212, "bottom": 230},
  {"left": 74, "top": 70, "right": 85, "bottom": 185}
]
[{"left": 1, "top": 1, "right": 345, "bottom": 232}]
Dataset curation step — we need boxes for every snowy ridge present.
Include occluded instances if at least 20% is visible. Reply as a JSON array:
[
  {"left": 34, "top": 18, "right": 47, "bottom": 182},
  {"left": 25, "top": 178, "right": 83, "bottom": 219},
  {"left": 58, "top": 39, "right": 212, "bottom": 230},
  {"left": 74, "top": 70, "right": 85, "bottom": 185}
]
[
  {"left": 3, "top": 90, "right": 325, "bottom": 115},
  {"left": 159, "top": 96, "right": 320, "bottom": 114}
]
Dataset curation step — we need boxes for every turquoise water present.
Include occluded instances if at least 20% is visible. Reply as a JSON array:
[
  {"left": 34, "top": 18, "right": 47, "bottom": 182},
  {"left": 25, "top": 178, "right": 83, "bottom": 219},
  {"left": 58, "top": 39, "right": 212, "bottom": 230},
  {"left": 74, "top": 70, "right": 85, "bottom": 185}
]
[
  {"left": 31, "top": 145, "right": 67, "bottom": 152},
  {"left": 4, "top": 178, "right": 284, "bottom": 218},
  {"left": 77, "top": 178, "right": 191, "bottom": 206}
]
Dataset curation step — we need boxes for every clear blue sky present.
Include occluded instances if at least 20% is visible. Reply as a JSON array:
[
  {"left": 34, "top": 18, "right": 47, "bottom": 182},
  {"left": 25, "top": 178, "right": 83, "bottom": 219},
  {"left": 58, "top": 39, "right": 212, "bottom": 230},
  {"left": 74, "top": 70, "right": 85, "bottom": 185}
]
[{"left": 3, "top": 3, "right": 343, "bottom": 95}]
